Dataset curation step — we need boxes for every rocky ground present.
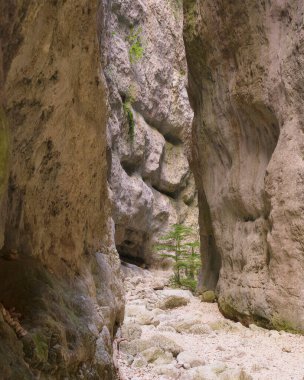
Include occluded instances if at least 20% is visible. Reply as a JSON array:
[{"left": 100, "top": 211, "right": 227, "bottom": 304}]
[{"left": 116, "top": 264, "right": 304, "bottom": 380}]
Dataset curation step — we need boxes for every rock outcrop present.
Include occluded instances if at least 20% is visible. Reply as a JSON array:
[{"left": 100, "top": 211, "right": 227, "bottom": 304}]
[
  {"left": 184, "top": 0, "right": 304, "bottom": 331},
  {"left": 0, "top": 1, "right": 123, "bottom": 378},
  {"left": 102, "top": 0, "right": 198, "bottom": 265}
]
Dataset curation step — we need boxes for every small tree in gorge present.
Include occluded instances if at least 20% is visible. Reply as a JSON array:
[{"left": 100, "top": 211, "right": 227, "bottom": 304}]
[{"left": 154, "top": 224, "right": 201, "bottom": 292}]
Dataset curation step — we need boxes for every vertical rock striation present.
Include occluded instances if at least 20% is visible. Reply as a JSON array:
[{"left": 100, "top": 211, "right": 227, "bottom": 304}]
[
  {"left": 0, "top": 1, "right": 123, "bottom": 378},
  {"left": 184, "top": 0, "right": 304, "bottom": 331},
  {"left": 102, "top": 0, "right": 198, "bottom": 265}
]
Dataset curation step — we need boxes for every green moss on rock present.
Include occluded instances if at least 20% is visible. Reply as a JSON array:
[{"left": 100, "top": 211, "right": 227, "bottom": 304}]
[
  {"left": 32, "top": 332, "right": 49, "bottom": 363},
  {"left": 201, "top": 290, "right": 216, "bottom": 303},
  {"left": 271, "top": 314, "right": 304, "bottom": 335},
  {"left": 219, "top": 297, "right": 304, "bottom": 335}
]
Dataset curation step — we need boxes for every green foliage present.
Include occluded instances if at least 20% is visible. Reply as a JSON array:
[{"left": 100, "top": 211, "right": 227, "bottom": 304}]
[
  {"left": 155, "top": 224, "right": 201, "bottom": 292},
  {"left": 170, "top": 276, "right": 197, "bottom": 292},
  {"left": 127, "top": 26, "right": 144, "bottom": 63}
]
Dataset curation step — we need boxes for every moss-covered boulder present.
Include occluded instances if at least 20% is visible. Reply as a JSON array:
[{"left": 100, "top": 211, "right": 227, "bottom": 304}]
[{"left": 201, "top": 290, "right": 216, "bottom": 303}]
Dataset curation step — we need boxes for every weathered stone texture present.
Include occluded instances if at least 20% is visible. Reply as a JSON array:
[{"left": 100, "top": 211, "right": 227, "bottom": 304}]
[
  {"left": 184, "top": 0, "right": 304, "bottom": 330},
  {"left": 0, "top": 1, "right": 123, "bottom": 378},
  {"left": 102, "top": 0, "right": 198, "bottom": 265}
]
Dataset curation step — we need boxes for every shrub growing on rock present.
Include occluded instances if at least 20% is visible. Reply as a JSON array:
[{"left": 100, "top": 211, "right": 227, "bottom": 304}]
[{"left": 127, "top": 26, "right": 144, "bottom": 63}]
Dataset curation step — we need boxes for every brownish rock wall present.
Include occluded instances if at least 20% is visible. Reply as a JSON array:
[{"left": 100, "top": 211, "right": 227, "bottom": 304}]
[
  {"left": 0, "top": 1, "right": 123, "bottom": 378},
  {"left": 184, "top": 0, "right": 304, "bottom": 331}
]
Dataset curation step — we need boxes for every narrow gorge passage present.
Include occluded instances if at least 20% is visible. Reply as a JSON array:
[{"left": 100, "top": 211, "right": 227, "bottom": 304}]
[
  {"left": 116, "top": 265, "right": 304, "bottom": 380},
  {"left": 1, "top": 0, "right": 304, "bottom": 379}
]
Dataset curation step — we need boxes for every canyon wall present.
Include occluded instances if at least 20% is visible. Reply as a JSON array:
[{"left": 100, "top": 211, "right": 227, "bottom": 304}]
[
  {"left": 102, "top": 0, "right": 198, "bottom": 265},
  {"left": 0, "top": 0, "right": 198, "bottom": 377},
  {"left": 0, "top": 1, "right": 123, "bottom": 378},
  {"left": 4, "top": 0, "right": 304, "bottom": 377},
  {"left": 184, "top": 0, "right": 304, "bottom": 331}
]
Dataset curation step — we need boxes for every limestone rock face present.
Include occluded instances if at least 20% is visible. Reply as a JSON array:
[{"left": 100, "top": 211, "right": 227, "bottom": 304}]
[
  {"left": 184, "top": 0, "right": 304, "bottom": 330},
  {"left": 102, "top": 0, "right": 198, "bottom": 264},
  {"left": 0, "top": 1, "right": 123, "bottom": 378}
]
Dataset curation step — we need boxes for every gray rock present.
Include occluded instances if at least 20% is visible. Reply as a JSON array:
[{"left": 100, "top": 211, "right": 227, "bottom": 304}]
[
  {"left": 171, "top": 318, "right": 203, "bottom": 333},
  {"left": 121, "top": 323, "right": 142, "bottom": 340},
  {"left": 141, "top": 347, "right": 164, "bottom": 363},
  {"left": 132, "top": 354, "right": 148, "bottom": 368},
  {"left": 179, "top": 365, "right": 218, "bottom": 380},
  {"left": 125, "top": 303, "right": 156, "bottom": 325},
  {"left": 119, "top": 339, "right": 153, "bottom": 356},
  {"left": 155, "top": 364, "right": 181, "bottom": 379},
  {"left": 104, "top": 0, "right": 197, "bottom": 265},
  {"left": 177, "top": 351, "right": 205, "bottom": 368},
  {"left": 157, "top": 324, "right": 177, "bottom": 333},
  {"left": 157, "top": 143, "right": 190, "bottom": 194},
  {"left": 189, "top": 324, "right": 213, "bottom": 335},
  {"left": 120, "top": 333, "right": 182, "bottom": 358},
  {"left": 149, "top": 334, "right": 183, "bottom": 356},
  {"left": 153, "top": 351, "right": 174, "bottom": 365}
]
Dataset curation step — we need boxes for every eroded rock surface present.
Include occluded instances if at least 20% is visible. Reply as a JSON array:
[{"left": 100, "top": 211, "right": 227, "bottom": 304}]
[
  {"left": 184, "top": 0, "right": 304, "bottom": 330},
  {"left": 102, "top": 0, "right": 198, "bottom": 265},
  {"left": 0, "top": 1, "right": 123, "bottom": 378}
]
